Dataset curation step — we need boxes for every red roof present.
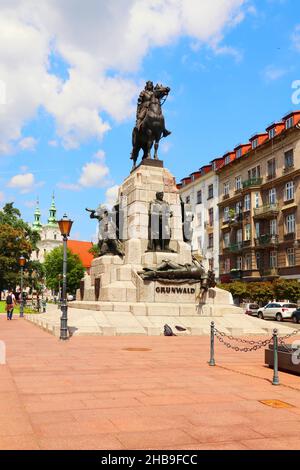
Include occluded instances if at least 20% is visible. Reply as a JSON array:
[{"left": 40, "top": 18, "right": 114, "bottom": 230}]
[{"left": 68, "top": 240, "right": 94, "bottom": 269}]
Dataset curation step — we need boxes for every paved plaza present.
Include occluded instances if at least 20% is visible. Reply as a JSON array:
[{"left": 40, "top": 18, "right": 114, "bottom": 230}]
[{"left": 1, "top": 314, "right": 300, "bottom": 450}]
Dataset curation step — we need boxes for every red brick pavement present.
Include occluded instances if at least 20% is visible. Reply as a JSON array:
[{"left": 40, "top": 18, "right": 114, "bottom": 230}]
[{"left": 0, "top": 315, "right": 300, "bottom": 450}]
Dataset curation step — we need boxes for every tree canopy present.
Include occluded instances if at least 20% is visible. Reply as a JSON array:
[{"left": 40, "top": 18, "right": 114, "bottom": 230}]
[
  {"left": 219, "top": 279, "right": 300, "bottom": 305},
  {"left": 43, "top": 246, "right": 85, "bottom": 294},
  {"left": 0, "top": 203, "right": 41, "bottom": 291}
]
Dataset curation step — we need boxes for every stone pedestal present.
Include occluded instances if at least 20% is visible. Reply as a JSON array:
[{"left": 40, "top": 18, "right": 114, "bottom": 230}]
[{"left": 75, "top": 161, "right": 242, "bottom": 334}]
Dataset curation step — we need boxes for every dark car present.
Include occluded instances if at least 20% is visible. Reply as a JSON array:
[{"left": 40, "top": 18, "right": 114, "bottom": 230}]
[{"left": 291, "top": 308, "right": 300, "bottom": 324}]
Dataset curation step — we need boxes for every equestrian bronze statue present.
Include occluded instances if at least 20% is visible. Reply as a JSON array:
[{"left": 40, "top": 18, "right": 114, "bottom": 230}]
[{"left": 130, "top": 81, "right": 171, "bottom": 169}]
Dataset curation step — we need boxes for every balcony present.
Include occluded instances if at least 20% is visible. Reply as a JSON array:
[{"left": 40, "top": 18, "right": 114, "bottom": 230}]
[
  {"left": 242, "top": 177, "right": 263, "bottom": 189},
  {"left": 262, "top": 268, "right": 279, "bottom": 278},
  {"left": 253, "top": 203, "right": 279, "bottom": 219},
  {"left": 267, "top": 173, "right": 276, "bottom": 181},
  {"left": 204, "top": 221, "right": 214, "bottom": 233},
  {"left": 229, "top": 242, "right": 243, "bottom": 253},
  {"left": 223, "top": 194, "right": 230, "bottom": 201},
  {"left": 283, "top": 165, "right": 295, "bottom": 175},
  {"left": 229, "top": 213, "right": 243, "bottom": 226},
  {"left": 284, "top": 232, "right": 296, "bottom": 241},
  {"left": 254, "top": 234, "right": 279, "bottom": 247}
]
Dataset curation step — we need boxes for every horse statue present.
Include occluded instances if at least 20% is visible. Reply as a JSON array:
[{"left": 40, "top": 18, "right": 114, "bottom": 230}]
[{"left": 130, "top": 83, "right": 171, "bottom": 170}]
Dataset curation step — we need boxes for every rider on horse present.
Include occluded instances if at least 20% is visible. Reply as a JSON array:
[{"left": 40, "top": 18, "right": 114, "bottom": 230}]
[{"left": 136, "top": 81, "right": 171, "bottom": 137}]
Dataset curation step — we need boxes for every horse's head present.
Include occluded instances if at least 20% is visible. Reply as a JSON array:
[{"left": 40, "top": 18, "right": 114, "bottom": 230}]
[{"left": 154, "top": 84, "right": 170, "bottom": 98}]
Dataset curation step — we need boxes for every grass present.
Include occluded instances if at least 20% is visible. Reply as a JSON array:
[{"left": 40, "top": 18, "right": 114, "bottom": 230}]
[{"left": 0, "top": 300, "right": 38, "bottom": 315}]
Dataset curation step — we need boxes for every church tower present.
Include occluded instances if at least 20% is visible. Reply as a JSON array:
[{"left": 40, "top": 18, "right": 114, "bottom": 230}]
[
  {"left": 32, "top": 198, "right": 42, "bottom": 231},
  {"left": 47, "top": 193, "right": 57, "bottom": 226}
]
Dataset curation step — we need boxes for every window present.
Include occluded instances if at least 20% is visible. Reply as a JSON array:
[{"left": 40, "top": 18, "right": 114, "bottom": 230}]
[
  {"left": 252, "top": 138, "right": 258, "bottom": 150},
  {"left": 236, "top": 229, "right": 243, "bottom": 244},
  {"left": 186, "top": 196, "right": 190, "bottom": 204},
  {"left": 248, "top": 166, "right": 261, "bottom": 179},
  {"left": 224, "top": 232, "right": 230, "bottom": 248},
  {"left": 256, "top": 252, "right": 261, "bottom": 270},
  {"left": 285, "top": 213, "right": 295, "bottom": 234},
  {"left": 244, "top": 194, "right": 251, "bottom": 211},
  {"left": 285, "top": 116, "right": 294, "bottom": 129},
  {"left": 255, "top": 222, "right": 260, "bottom": 238},
  {"left": 236, "top": 256, "right": 243, "bottom": 270},
  {"left": 270, "top": 219, "right": 277, "bottom": 236},
  {"left": 208, "top": 184, "right": 214, "bottom": 199},
  {"left": 212, "top": 162, "right": 217, "bottom": 171},
  {"left": 269, "top": 128, "right": 276, "bottom": 139},
  {"left": 267, "top": 158, "right": 276, "bottom": 177},
  {"left": 235, "top": 176, "right": 241, "bottom": 191},
  {"left": 245, "top": 253, "right": 252, "bottom": 270},
  {"left": 54, "top": 234, "right": 57, "bottom": 240},
  {"left": 236, "top": 201, "right": 242, "bottom": 214},
  {"left": 254, "top": 192, "right": 260, "bottom": 208},
  {"left": 284, "top": 149, "right": 294, "bottom": 169},
  {"left": 245, "top": 224, "right": 251, "bottom": 241},
  {"left": 197, "top": 236, "right": 202, "bottom": 250},
  {"left": 208, "top": 233, "right": 214, "bottom": 248},
  {"left": 197, "top": 190, "right": 202, "bottom": 204},
  {"left": 208, "top": 208, "right": 214, "bottom": 226},
  {"left": 224, "top": 258, "right": 231, "bottom": 273},
  {"left": 224, "top": 182, "right": 229, "bottom": 196},
  {"left": 269, "top": 188, "right": 277, "bottom": 205},
  {"left": 224, "top": 207, "right": 229, "bottom": 221},
  {"left": 197, "top": 212, "right": 202, "bottom": 226},
  {"left": 287, "top": 248, "right": 296, "bottom": 266},
  {"left": 225, "top": 155, "right": 230, "bottom": 165},
  {"left": 270, "top": 251, "right": 277, "bottom": 268},
  {"left": 285, "top": 181, "right": 295, "bottom": 201},
  {"left": 236, "top": 148, "right": 242, "bottom": 158},
  {"left": 209, "top": 258, "right": 214, "bottom": 271}
]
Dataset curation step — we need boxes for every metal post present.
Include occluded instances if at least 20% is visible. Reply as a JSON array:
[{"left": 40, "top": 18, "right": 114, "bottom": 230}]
[
  {"left": 272, "top": 328, "right": 279, "bottom": 386},
  {"left": 19, "top": 266, "right": 24, "bottom": 318},
  {"left": 209, "top": 321, "right": 216, "bottom": 366},
  {"left": 60, "top": 236, "right": 69, "bottom": 340}
]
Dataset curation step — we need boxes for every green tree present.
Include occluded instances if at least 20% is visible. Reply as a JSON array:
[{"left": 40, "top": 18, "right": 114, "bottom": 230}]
[
  {"left": 43, "top": 246, "right": 85, "bottom": 294},
  {"left": 218, "top": 281, "right": 249, "bottom": 300},
  {"left": 273, "top": 279, "right": 300, "bottom": 303},
  {"left": 0, "top": 203, "right": 40, "bottom": 292},
  {"left": 89, "top": 243, "right": 100, "bottom": 258}
]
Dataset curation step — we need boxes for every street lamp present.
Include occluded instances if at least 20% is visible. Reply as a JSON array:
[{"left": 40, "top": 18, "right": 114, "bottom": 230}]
[
  {"left": 57, "top": 214, "right": 73, "bottom": 340},
  {"left": 19, "top": 256, "right": 26, "bottom": 318}
]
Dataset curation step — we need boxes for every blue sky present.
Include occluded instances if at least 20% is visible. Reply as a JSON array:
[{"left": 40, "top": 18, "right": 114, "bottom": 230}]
[{"left": 0, "top": 0, "right": 300, "bottom": 241}]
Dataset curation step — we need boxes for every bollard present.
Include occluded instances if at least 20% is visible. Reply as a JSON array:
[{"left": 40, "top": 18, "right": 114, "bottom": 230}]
[
  {"left": 208, "top": 321, "right": 216, "bottom": 366},
  {"left": 272, "top": 329, "right": 280, "bottom": 386}
]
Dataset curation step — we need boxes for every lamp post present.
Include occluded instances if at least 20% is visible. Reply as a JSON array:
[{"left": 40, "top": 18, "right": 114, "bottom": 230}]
[
  {"left": 57, "top": 214, "right": 73, "bottom": 340},
  {"left": 19, "top": 256, "right": 26, "bottom": 318}
]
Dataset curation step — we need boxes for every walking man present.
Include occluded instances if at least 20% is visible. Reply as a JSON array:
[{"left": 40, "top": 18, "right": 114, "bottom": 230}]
[{"left": 6, "top": 289, "right": 16, "bottom": 320}]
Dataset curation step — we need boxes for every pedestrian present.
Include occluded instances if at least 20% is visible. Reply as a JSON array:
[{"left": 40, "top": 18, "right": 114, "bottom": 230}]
[{"left": 6, "top": 289, "right": 16, "bottom": 320}]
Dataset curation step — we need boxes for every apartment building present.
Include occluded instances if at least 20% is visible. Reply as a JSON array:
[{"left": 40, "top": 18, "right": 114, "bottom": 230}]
[
  {"left": 218, "top": 110, "right": 300, "bottom": 283},
  {"left": 177, "top": 164, "right": 220, "bottom": 280}
]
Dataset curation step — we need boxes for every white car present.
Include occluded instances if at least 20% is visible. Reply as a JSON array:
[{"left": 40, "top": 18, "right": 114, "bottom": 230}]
[{"left": 257, "top": 302, "right": 298, "bottom": 322}]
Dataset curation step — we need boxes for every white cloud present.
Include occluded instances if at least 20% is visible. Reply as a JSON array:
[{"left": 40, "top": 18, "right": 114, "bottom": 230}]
[
  {"left": 0, "top": 191, "right": 4, "bottom": 202},
  {"left": 48, "top": 139, "right": 58, "bottom": 147},
  {"left": 292, "top": 24, "right": 300, "bottom": 52},
  {"left": 105, "top": 185, "right": 119, "bottom": 208},
  {"left": 7, "top": 173, "right": 35, "bottom": 193},
  {"left": 18, "top": 136, "right": 37, "bottom": 151},
  {"left": 263, "top": 65, "right": 288, "bottom": 82},
  {"left": 79, "top": 161, "right": 109, "bottom": 188},
  {"left": 0, "top": 0, "right": 248, "bottom": 152},
  {"left": 161, "top": 141, "right": 172, "bottom": 154},
  {"left": 23, "top": 199, "right": 36, "bottom": 208},
  {"left": 58, "top": 149, "right": 111, "bottom": 189}
]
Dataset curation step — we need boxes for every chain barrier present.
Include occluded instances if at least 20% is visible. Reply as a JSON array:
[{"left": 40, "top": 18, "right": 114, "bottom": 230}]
[{"left": 213, "top": 326, "right": 299, "bottom": 354}]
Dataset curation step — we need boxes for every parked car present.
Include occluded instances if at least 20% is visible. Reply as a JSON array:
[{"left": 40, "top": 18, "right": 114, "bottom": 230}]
[
  {"left": 242, "top": 303, "right": 259, "bottom": 316},
  {"left": 257, "top": 302, "right": 298, "bottom": 322},
  {"left": 291, "top": 308, "right": 300, "bottom": 324},
  {"left": 67, "top": 294, "right": 75, "bottom": 301}
]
